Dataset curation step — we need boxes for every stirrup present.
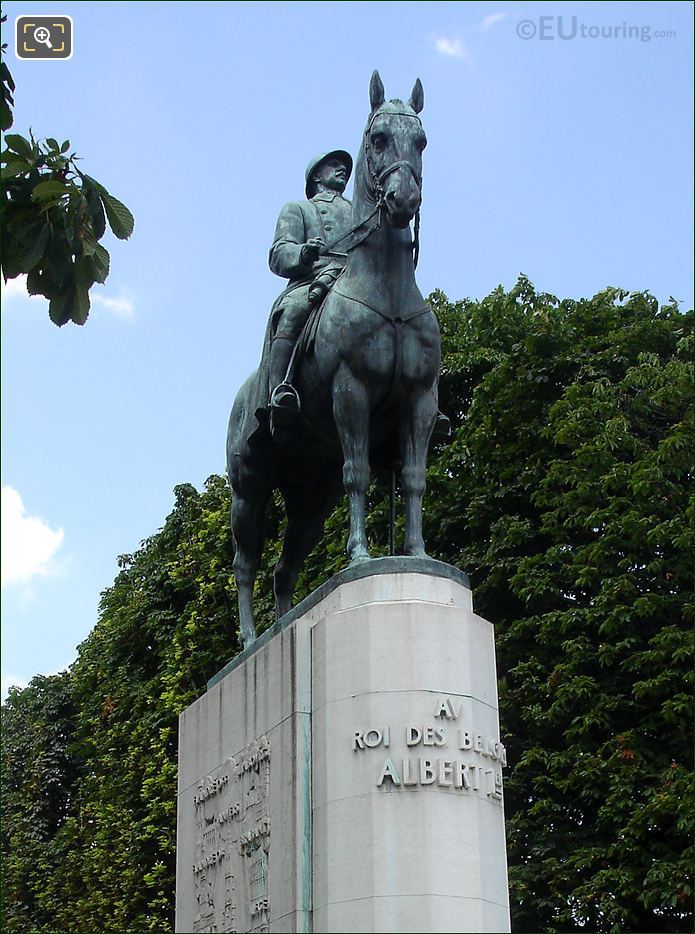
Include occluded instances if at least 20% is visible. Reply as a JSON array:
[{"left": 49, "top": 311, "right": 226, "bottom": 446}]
[
  {"left": 270, "top": 382, "right": 301, "bottom": 414},
  {"left": 270, "top": 383, "right": 301, "bottom": 436},
  {"left": 430, "top": 412, "right": 452, "bottom": 447}
]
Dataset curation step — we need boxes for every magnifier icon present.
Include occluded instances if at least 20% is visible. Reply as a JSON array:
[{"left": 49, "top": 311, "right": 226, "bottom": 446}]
[{"left": 34, "top": 26, "right": 53, "bottom": 49}]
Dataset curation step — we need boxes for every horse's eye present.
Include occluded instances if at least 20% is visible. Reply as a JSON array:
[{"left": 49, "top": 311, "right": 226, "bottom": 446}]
[
  {"left": 371, "top": 133, "right": 386, "bottom": 150},
  {"left": 416, "top": 135, "right": 427, "bottom": 152}
]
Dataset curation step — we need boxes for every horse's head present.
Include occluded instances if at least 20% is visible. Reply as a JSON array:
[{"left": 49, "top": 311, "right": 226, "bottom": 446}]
[{"left": 363, "top": 70, "right": 426, "bottom": 229}]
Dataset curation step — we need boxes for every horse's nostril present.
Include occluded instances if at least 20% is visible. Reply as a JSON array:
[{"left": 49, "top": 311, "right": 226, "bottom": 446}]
[{"left": 386, "top": 190, "right": 405, "bottom": 208}]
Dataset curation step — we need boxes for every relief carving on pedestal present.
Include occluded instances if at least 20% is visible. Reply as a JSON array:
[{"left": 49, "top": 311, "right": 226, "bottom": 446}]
[{"left": 192, "top": 736, "right": 271, "bottom": 933}]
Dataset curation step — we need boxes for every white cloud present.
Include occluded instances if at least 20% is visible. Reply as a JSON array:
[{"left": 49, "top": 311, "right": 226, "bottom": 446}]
[
  {"left": 481, "top": 12, "right": 507, "bottom": 31},
  {"left": 1, "top": 486, "right": 65, "bottom": 588},
  {"left": 1, "top": 274, "right": 135, "bottom": 320},
  {"left": 0, "top": 274, "right": 45, "bottom": 306},
  {"left": 91, "top": 292, "right": 135, "bottom": 319},
  {"left": 434, "top": 35, "right": 472, "bottom": 62}
]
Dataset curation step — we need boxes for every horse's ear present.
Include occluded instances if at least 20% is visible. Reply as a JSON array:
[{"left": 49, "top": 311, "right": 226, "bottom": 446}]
[
  {"left": 409, "top": 78, "right": 424, "bottom": 114},
  {"left": 370, "top": 70, "right": 385, "bottom": 111}
]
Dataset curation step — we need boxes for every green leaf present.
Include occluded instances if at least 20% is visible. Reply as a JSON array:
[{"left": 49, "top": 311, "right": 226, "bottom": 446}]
[
  {"left": 61, "top": 140, "right": 70, "bottom": 153},
  {"left": 31, "top": 180, "right": 70, "bottom": 202},
  {"left": 48, "top": 291, "right": 70, "bottom": 326},
  {"left": 2, "top": 159, "right": 30, "bottom": 178},
  {"left": 4, "top": 133, "right": 32, "bottom": 158},
  {"left": 70, "top": 282, "right": 91, "bottom": 326},
  {"left": 26, "top": 266, "right": 48, "bottom": 297},
  {"left": 80, "top": 227, "right": 99, "bottom": 257},
  {"left": 88, "top": 243, "right": 110, "bottom": 284},
  {"left": 17, "top": 223, "right": 50, "bottom": 273},
  {"left": 82, "top": 178, "right": 106, "bottom": 239},
  {"left": 71, "top": 196, "right": 98, "bottom": 256},
  {"left": 95, "top": 185, "right": 134, "bottom": 240},
  {"left": 1, "top": 60, "right": 14, "bottom": 131},
  {"left": 74, "top": 255, "right": 96, "bottom": 293},
  {"left": 1, "top": 259, "right": 23, "bottom": 280},
  {"left": 46, "top": 138, "right": 60, "bottom": 152},
  {"left": 1, "top": 60, "right": 16, "bottom": 95},
  {"left": 0, "top": 99, "right": 12, "bottom": 132}
]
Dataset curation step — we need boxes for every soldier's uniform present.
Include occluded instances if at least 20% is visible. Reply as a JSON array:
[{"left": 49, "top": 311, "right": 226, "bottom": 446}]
[
  {"left": 254, "top": 149, "right": 451, "bottom": 447},
  {"left": 264, "top": 151, "right": 353, "bottom": 425},
  {"left": 268, "top": 188, "right": 352, "bottom": 344}
]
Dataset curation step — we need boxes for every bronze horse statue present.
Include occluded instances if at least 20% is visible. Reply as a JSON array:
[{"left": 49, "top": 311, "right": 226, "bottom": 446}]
[{"left": 227, "top": 71, "right": 441, "bottom": 648}]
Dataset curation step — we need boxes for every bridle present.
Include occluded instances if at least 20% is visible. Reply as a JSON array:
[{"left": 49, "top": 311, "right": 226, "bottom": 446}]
[
  {"left": 325, "top": 108, "right": 424, "bottom": 269},
  {"left": 363, "top": 108, "right": 423, "bottom": 203}
]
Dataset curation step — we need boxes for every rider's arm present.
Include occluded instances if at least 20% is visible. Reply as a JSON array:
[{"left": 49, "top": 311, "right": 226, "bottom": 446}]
[{"left": 269, "top": 202, "right": 313, "bottom": 279}]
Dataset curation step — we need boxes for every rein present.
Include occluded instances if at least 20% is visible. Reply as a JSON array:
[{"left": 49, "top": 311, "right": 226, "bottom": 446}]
[
  {"left": 322, "top": 202, "right": 381, "bottom": 257},
  {"left": 323, "top": 109, "right": 423, "bottom": 269}
]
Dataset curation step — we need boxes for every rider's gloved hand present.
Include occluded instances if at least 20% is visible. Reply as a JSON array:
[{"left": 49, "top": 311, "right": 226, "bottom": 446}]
[{"left": 300, "top": 238, "right": 325, "bottom": 265}]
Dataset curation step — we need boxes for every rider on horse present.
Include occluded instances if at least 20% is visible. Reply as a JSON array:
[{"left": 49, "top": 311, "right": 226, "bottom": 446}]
[
  {"left": 230, "top": 72, "right": 452, "bottom": 647},
  {"left": 266, "top": 150, "right": 353, "bottom": 437},
  {"left": 261, "top": 147, "right": 451, "bottom": 445}
]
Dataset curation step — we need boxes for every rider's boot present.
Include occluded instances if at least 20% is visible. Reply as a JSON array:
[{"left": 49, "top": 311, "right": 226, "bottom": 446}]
[{"left": 269, "top": 337, "right": 301, "bottom": 437}]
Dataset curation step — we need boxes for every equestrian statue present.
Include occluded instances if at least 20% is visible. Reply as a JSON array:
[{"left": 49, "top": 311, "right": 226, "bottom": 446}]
[{"left": 227, "top": 70, "right": 449, "bottom": 649}]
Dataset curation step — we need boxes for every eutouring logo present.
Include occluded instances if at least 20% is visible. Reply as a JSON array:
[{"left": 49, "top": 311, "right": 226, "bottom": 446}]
[{"left": 516, "top": 17, "right": 676, "bottom": 42}]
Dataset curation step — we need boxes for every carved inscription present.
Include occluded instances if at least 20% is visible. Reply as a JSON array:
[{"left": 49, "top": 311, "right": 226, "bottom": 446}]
[
  {"left": 192, "top": 736, "right": 271, "bottom": 933},
  {"left": 353, "top": 696, "right": 506, "bottom": 802}
]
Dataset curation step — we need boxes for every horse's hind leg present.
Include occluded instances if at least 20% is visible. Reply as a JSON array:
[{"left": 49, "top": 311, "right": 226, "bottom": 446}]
[
  {"left": 274, "top": 473, "right": 342, "bottom": 618},
  {"left": 333, "top": 370, "right": 371, "bottom": 564},
  {"left": 399, "top": 387, "right": 437, "bottom": 556},
  {"left": 231, "top": 493, "right": 269, "bottom": 649}
]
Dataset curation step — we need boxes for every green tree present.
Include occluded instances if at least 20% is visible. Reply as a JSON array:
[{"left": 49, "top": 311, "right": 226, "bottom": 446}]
[
  {"left": 0, "top": 18, "right": 133, "bottom": 326},
  {"left": 424, "top": 280, "right": 693, "bottom": 932},
  {"left": 1, "top": 281, "right": 692, "bottom": 933},
  {"left": 1, "top": 673, "right": 79, "bottom": 931}
]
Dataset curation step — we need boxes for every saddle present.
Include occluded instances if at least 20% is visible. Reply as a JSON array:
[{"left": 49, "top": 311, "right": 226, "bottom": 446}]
[{"left": 290, "top": 270, "right": 343, "bottom": 375}]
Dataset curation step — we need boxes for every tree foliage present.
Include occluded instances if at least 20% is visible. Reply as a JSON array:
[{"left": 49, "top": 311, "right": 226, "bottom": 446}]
[
  {"left": 1, "top": 673, "right": 78, "bottom": 932},
  {"left": 425, "top": 281, "right": 693, "bottom": 932},
  {"left": 0, "top": 24, "right": 133, "bottom": 325},
  {"left": 1, "top": 16, "right": 14, "bottom": 133},
  {"left": 1, "top": 281, "right": 692, "bottom": 932}
]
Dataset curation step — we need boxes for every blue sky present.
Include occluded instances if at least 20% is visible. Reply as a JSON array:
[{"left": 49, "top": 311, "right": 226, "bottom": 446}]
[{"left": 2, "top": 0, "right": 693, "bottom": 697}]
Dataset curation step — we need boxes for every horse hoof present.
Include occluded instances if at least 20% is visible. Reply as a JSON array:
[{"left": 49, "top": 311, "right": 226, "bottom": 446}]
[
  {"left": 241, "top": 631, "right": 257, "bottom": 650},
  {"left": 348, "top": 554, "right": 372, "bottom": 567}
]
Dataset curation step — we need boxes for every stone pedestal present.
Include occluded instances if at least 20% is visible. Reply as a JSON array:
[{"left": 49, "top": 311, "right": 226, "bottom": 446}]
[{"left": 175, "top": 558, "right": 510, "bottom": 934}]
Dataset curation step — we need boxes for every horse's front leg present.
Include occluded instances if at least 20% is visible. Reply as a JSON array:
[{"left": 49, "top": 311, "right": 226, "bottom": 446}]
[
  {"left": 399, "top": 386, "right": 437, "bottom": 556},
  {"left": 333, "top": 366, "right": 371, "bottom": 564}
]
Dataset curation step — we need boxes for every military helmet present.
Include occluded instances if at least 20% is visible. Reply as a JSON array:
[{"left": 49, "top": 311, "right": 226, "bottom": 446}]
[{"left": 305, "top": 150, "right": 353, "bottom": 199}]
